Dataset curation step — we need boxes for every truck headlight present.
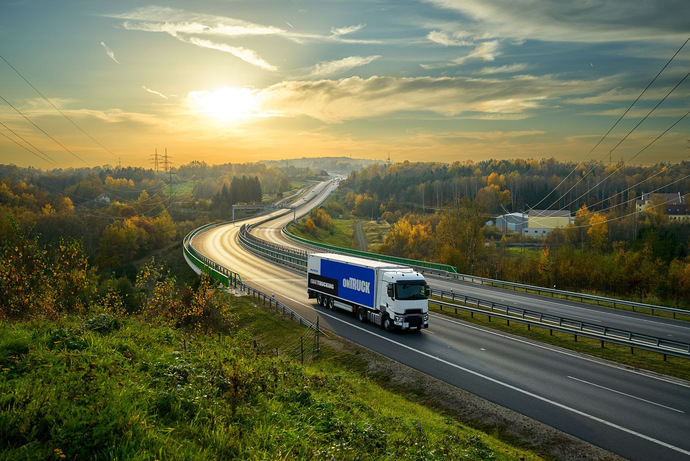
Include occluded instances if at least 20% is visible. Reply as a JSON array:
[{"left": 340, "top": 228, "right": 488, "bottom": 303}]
[
  {"left": 423, "top": 313, "right": 428, "bottom": 321},
  {"left": 394, "top": 315, "right": 403, "bottom": 325}
]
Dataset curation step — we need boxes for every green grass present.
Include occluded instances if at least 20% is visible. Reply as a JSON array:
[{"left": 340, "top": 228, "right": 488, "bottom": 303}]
[
  {"left": 289, "top": 218, "right": 356, "bottom": 249},
  {"left": 0, "top": 298, "right": 539, "bottom": 460},
  {"left": 169, "top": 180, "right": 195, "bottom": 196},
  {"left": 361, "top": 220, "right": 392, "bottom": 252},
  {"left": 429, "top": 302, "right": 690, "bottom": 381}
]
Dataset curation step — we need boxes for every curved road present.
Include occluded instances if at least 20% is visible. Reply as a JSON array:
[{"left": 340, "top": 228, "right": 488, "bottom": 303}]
[
  {"left": 253, "top": 197, "right": 690, "bottom": 344},
  {"left": 192, "top": 180, "right": 690, "bottom": 461}
]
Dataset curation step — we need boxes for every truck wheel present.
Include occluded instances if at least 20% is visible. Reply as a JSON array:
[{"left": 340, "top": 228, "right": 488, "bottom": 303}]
[
  {"left": 383, "top": 316, "right": 392, "bottom": 331},
  {"left": 357, "top": 308, "right": 367, "bottom": 323},
  {"left": 317, "top": 294, "right": 324, "bottom": 306},
  {"left": 328, "top": 297, "right": 334, "bottom": 310}
]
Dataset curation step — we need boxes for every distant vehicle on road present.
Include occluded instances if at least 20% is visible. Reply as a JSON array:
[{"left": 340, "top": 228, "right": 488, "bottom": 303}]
[{"left": 307, "top": 253, "right": 429, "bottom": 331}]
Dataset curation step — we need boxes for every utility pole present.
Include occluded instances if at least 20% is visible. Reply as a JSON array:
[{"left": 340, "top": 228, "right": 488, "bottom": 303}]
[
  {"left": 163, "top": 147, "right": 173, "bottom": 204},
  {"left": 150, "top": 148, "right": 159, "bottom": 173}
]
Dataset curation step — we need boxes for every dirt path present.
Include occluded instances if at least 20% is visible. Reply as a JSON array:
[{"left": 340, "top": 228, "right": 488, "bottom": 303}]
[{"left": 354, "top": 220, "right": 367, "bottom": 251}]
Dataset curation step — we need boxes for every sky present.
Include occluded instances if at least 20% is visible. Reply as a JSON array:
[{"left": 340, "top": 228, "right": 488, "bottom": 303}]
[{"left": 0, "top": 0, "right": 689, "bottom": 168}]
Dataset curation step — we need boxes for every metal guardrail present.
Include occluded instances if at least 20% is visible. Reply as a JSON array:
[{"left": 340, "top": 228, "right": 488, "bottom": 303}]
[
  {"left": 282, "top": 226, "right": 458, "bottom": 273},
  {"left": 430, "top": 289, "right": 690, "bottom": 359},
  {"left": 426, "top": 271, "right": 689, "bottom": 319},
  {"left": 281, "top": 226, "right": 688, "bottom": 320},
  {"left": 239, "top": 224, "right": 308, "bottom": 272},
  {"left": 182, "top": 223, "right": 318, "bottom": 331},
  {"left": 235, "top": 227, "right": 690, "bottom": 359}
]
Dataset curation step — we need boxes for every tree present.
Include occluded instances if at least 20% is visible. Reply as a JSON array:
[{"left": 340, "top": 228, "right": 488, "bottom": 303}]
[{"left": 588, "top": 212, "right": 609, "bottom": 251}]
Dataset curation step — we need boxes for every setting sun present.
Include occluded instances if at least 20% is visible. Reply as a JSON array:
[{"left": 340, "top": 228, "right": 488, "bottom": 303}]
[{"left": 187, "top": 87, "right": 260, "bottom": 123}]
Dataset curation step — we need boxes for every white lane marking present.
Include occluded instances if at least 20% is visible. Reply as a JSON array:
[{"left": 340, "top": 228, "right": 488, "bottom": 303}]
[
  {"left": 432, "top": 279, "right": 690, "bottom": 330},
  {"left": 316, "top": 310, "right": 690, "bottom": 457},
  {"left": 429, "top": 312, "right": 690, "bottom": 389},
  {"left": 567, "top": 376, "right": 685, "bottom": 414}
]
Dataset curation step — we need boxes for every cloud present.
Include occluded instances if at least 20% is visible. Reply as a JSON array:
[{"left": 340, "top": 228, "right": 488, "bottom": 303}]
[
  {"left": 590, "top": 107, "right": 689, "bottom": 118},
  {"left": 421, "top": 40, "right": 499, "bottom": 69},
  {"left": 330, "top": 24, "right": 366, "bottom": 37},
  {"left": 419, "top": 130, "right": 546, "bottom": 141},
  {"left": 310, "top": 55, "right": 381, "bottom": 77},
  {"left": 181, "top": 36, "right": 277, "bottom": 71},
  {"left": 568, "top": 85, "right": 690, "bottom": 105},
  {"left": 424, "top": 0, "right": 690, "bottom": 43},
  {"left": 426, "top": 30, "right": 472, "bottom": 46},
  {"left": 478, "top": 63, "right": 528, "bottom": 74},
  {"left": 115, "top": 6, "right": 283, "bottom": 37},
  {"left": 0, "top": 100, "right": 161, "bottom": 127},
  {"left": 99, "top": 41, "right": 120, "bottom": 64},
  {"left": 109, "top": 6, "right": 378, "bottom": 47},
  {"left": 256, "top": 74, "right": 617, "bottom": 122},
  {"left": 142, "top": 85, "right": 168, "bottom": 99}
]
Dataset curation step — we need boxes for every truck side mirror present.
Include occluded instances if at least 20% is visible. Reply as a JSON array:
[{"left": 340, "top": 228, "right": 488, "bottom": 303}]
[
  {"left": 387, "top": 284, "right": 394, "bottom": 298},
  {"left": 424, "top": 285, "right": 431, "bottom": 297}
]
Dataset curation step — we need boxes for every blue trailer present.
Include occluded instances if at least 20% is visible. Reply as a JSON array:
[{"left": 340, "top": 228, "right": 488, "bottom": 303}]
[{"left": 307, "top": 253, "right": 429, "bottom": 331}]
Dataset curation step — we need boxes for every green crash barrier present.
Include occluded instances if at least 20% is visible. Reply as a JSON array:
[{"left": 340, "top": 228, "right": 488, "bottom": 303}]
[
  {"left": 284, "top": 226, "right": 458, "bottom": 273},
  {"left": 183, "top": 223, "right": 243, "bottom": 287}
]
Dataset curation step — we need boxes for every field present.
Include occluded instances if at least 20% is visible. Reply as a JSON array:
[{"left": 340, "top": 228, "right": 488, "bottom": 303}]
[{"left": 0, "top": 297, "right": 539, "bottom": 460}]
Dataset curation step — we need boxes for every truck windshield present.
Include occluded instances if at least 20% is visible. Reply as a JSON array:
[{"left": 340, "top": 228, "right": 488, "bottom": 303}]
[{"left": 395, "top": 281, "right": 428, "bottom": 300}]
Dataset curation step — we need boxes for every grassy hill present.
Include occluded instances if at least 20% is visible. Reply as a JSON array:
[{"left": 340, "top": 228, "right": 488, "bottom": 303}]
[{"left": 0, "top": 296, "right": 539, "bottom": 460}]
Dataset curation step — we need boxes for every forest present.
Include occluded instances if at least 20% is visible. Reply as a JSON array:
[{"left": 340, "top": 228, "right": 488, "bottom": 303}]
[
  {"left": 336, "top": 159, "right": 690, "bottom": 306},
  {"left": 0, "top": 161, "right": 326, "bottom": 319}
]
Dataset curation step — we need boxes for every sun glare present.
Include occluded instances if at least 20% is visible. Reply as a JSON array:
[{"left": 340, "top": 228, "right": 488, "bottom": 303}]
[{"left": 188, "top": 87, "right": 260, "bottom": 123}]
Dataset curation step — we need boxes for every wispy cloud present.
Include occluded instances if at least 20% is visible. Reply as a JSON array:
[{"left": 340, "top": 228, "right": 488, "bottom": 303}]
[
  {"left": 142, "top": 85, "right": 168, "bottom": 99},
  {"left": 182, "top": 36, "right": 277, "bottom": 71},
  {"left": 426, "top": 30, "right": 472, "bottom": 46},
  {"left": 424, "top": 0, "right": 690, "bottom": 43},
  {"left": 421, "top": 40, "right": 499, "bottom": 69},
  {"left": 330, "top": 24, "right": 366, "bottom": 37},
  {"left": 115, "top": 6, "right": 282, "bottom": 37},
  {"left": 106, "top": 7, "right": 382, "bottom": 70},
  {"left": 99, "top": 41, "right": 120, "bottom": 64},
  {"left": 478, "top": 63, "right": 528, "bottom": 74},
  {"left": 257, "top": 74, "right": 617, "bottom": 122},
  {"left": 310, "top": 55, "right": 381, "bottom": 77}
]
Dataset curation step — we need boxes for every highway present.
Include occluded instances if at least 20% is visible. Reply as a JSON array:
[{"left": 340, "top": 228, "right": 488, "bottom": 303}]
[
  {"left": 252, "top": 191, "right": 690, "bottom": 344},
  {"left": 191, "top": 180, "right": 690, "bottom": 461}
]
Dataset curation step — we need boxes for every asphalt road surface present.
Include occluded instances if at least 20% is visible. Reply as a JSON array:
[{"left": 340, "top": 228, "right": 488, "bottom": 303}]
[{"left": 191, "top": 180, "right": 690, "bottom": 460}]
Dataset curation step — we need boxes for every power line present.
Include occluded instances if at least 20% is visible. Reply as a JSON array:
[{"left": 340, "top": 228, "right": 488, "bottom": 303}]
[
  {"left": 606, "top": 71, "right": 689, "bottom": 161},
  {"left": 557, "top": 111, "right": 689, "bottom": 212},
  {"left": 579, "top": 174, "right": 689, "bottom": 217},
  {"left": 547, "top": 111, "right": 690, "bottom": 210},
  {"left": 588, "top": 35, "right": 690, "bottom": 158},
  {"left": 0, "top": 128, "right": 51, "bottom": 164},
  {"left": 527, "top": 35, "right": 690, "bottom": 214},
  {"left": 0, "top": 120, "right": 55, "bottom": 164},
  {"left": 567, "top": 192, "right": 689, "bottom": 230},
  {"left": 0, "top": 93, "right": 88, "bottom": 165},
  {"left": 580, "top": 166, "right": 668, "bottom": 211},
  {"left": 0, "top": 54, "right": 118, "bottom": 161}
]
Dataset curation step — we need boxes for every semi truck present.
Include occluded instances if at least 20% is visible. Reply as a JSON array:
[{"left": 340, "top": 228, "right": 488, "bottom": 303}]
[{"left": 307, "top": 252, "right": 429, "bottom": 331}]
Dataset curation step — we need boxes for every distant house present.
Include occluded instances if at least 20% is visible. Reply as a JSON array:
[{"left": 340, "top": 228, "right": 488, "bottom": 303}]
[
  {"left": 495, "top": 213, "right": 527, "bottom": 233},
  {"left": 523, "top": 209, "right": 571, "bottom": 237},
  {"left": 636, "top": 192, "right": 689, "bottom": 222},
  {"left": 666, "top": 204, "right": 690, "bottom": 223},
  {"left": 636, "top": 192, "right": 685, "bottom": 212},
  {"left": 95, "top": 192, "right": 111, "bottom": 205}
]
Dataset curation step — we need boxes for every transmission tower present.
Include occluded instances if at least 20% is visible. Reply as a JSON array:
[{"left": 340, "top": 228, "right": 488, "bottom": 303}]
[
  {"left": 163, "top": 147, "right": 173, "bottom": 203},
  {"left": 150, "top": 148, "right": 159, "bottom": 173}
]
